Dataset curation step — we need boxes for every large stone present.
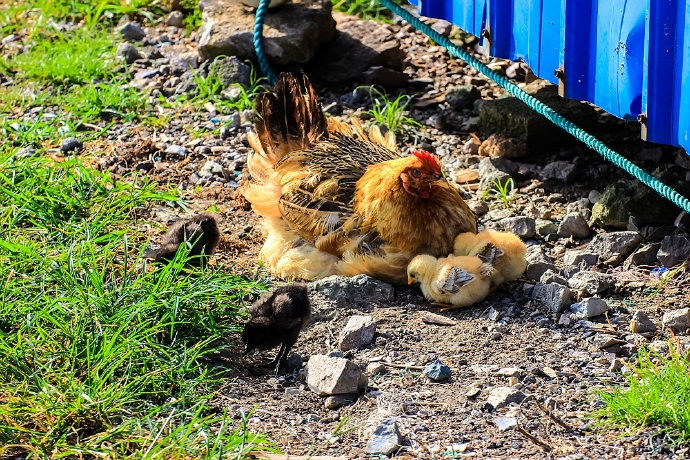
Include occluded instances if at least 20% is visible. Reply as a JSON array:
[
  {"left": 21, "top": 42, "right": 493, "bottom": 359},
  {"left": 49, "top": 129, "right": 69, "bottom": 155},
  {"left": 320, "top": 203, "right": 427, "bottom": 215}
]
[
  {"left": 570, "top": 297, "right": 609, "bottom": 319},
  {"left": 525, "top": 245, "right": 556, "bottom": 280},
  {"left": 306, "top": 354, "right": 364, "bottom": 396},
  {"left": 630, "top": 310, "right": 656, "bottom": 333},
  {"left": 486, "top": 386, "right": 525, "bottom": 410},
  {"left": 532, "top": 282, "right": 572, "bottom": 313},
  {"left": 338, "top": 315, "right": 376, "bottom": 351},
  {"left": 308, "top": 275, "right": 395, "bottom": 309},
  {"left": 198, "top": 0, "right": 335, "bottom": 64},
  {"left": 657, "top": 236, "right": 690, "bottom": 267},
  {"left": 477, "top": 81, "right": 597, "bottom": 149},
  {"left": 662, "top": 308, "right": 690, "bottom": 333},
  {"left": 540, "top": 161, "right": 578, "bottom": 184},
  {"left": 557, "top": 212, "right": 590, "bottom": 238},
  {"left": 500, "top": 216, "right": 536, "bottom": 239},
  {"left": 365, "top": 419, "right": 402, "bottom": 456},
  {"left": 587, "top": 231, "right": 642, "bottom": 262},
  {"left": 568, "top": 271, "right": 615, "bottom": 295},
  {"left": 591, "top": 181, "right": 679, "bottom": 229},
  {"left": 209, "top": 55, "right": 251, "bottom": 88},
  {"left": 626, "top": 243, "right": 661, "bottom": 267},
  {"left": 562, "top": 250, "right": 598, "bottom": 268},
  {"left": 311, "top": 13, "right": 404, "bottom": 83}
]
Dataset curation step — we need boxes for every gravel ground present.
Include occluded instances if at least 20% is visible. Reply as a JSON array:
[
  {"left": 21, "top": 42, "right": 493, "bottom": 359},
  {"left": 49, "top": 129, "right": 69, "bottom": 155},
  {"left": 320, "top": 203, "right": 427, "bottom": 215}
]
[{"left": 5, "top": 8, "right": 690, "bottom": 459}]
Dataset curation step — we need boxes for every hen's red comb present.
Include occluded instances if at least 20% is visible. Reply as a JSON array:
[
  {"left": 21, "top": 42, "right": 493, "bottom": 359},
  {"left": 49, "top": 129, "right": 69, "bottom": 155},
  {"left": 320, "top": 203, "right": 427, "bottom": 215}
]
[{"left": 412, "top": 150, "right": 442, "bottom": 174}]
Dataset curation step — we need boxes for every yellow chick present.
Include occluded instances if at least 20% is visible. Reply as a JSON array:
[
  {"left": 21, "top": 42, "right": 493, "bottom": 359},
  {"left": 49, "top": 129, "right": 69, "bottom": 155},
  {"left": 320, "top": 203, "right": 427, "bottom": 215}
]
[
  {"left": 453, "top": 230, "right": 526, "bottom": 289},
  {"left": 407, "top": 254, "right": 492, "bottom": 311}
]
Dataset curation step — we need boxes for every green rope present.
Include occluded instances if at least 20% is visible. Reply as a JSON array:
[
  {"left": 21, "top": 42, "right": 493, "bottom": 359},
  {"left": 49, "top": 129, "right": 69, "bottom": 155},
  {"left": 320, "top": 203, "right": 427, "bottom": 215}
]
[
  {"left": 252, "top": 0, "right": 690, "bottom": 214},
  {"left": 253, "top": 0, "right": 276, "bottom": 85}
]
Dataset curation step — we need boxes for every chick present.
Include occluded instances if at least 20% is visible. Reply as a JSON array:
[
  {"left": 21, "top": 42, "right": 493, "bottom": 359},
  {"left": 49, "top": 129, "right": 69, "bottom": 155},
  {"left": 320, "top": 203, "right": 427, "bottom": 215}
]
[
  {"left": 242, "top": 283, "right": 311, "bottom": 375},
  {"left": 453, "top": 230, "right": 526, "bottom": 289},
  {"left": 150, "top": 213, "right": 220, "bottom": 267},
  {"left": 407, "top": 254, "right": 492, "bottom": 311}
]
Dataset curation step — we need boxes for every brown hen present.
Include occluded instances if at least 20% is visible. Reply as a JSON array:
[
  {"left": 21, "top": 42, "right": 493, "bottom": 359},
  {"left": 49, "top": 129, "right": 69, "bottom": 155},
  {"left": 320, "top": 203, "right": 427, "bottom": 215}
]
[{"left": 242, "top": 73, "right": 476, "bottom": 284}]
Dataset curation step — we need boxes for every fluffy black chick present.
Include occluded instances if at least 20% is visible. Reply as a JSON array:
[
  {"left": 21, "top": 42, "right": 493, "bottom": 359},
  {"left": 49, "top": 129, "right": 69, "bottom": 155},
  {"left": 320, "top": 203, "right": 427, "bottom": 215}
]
[
  {"left": 150, "top": 213, "right": 220, "bottom": 267},
  {"left": 242, "top": 283, "right": 311, "bottom": 376}
]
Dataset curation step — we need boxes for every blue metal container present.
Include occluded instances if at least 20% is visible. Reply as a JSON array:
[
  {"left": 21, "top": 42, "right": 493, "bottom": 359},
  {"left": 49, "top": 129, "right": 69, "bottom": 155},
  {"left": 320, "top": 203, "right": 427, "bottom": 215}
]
[{"left": 408, "top": 0, "right": 690, "bottom": 151}]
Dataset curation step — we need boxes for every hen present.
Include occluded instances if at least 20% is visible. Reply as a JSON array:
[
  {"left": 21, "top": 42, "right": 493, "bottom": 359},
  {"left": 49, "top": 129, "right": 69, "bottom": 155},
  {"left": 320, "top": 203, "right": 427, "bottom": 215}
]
[
  {"left": 407, "top": 254, "right": 492, "bottom": 311},
  {"left": 242, "top": 73, "right": 476, "bottom": 284}
]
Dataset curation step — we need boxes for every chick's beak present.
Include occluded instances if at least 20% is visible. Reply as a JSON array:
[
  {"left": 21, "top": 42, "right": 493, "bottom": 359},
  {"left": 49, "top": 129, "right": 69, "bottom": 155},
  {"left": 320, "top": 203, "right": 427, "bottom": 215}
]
[{"left": 407, "top": 277, "right": 414, "bottom": 285}]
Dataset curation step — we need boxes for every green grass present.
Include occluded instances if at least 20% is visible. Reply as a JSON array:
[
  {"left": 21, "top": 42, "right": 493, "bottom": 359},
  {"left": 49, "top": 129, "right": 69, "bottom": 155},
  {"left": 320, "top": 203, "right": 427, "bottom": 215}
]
[
  {"left": 593, "top": 344, "right": 690, "bottom": 445},
  {"left": 0, "top": 0, "right": 165, "bottom": 36},
  {"left": 333, "top": 0, "right": 394, "bottom": 22},
  {"left": 362, "top": 86, "right": 422, "bottom": 134},
  {"left": 482, "top": 177, "right": 515, "bottom": 209},
  {"left": 0, "top": 152, "right": 277, "bottom": 457},
  {"left": 4, "top": 27, "right": 116, "bottom": 85}
]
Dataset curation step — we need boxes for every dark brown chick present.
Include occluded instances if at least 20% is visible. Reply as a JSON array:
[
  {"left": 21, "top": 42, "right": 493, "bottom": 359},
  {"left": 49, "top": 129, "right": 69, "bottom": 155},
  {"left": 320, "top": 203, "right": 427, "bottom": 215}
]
[
  {"left": 242, "top": 283, "right": 311, "bottom": 376},
  {"left": 150, "top": 213, "right": 220, "bottom": 267}
]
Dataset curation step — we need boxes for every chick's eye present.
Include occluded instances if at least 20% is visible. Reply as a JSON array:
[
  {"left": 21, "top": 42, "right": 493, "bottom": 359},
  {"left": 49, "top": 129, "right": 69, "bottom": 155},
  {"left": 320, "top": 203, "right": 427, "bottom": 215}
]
[{"left": 411, "top": 169, "right": 422, "bottom": 178}]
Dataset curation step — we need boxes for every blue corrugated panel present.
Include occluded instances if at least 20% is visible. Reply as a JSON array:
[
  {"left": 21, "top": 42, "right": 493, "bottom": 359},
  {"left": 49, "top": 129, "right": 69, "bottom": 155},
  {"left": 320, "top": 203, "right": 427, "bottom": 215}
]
[{"left": 409, "top": 0, "right": 690, "bottom": 151}]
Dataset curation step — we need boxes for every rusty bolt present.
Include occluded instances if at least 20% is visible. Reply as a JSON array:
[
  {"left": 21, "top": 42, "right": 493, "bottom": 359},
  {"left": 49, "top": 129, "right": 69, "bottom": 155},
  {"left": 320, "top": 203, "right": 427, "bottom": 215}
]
[
  {"left": 637, "top": 113, "right": 647, "bottom": 124},
  {"left": 554, "top": 68, "right": 565, "bottom": 79}
]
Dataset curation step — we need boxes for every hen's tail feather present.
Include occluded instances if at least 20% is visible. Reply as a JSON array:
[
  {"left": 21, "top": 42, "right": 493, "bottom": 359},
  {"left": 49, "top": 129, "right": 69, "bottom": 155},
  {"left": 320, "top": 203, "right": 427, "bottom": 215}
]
[{"left": 254, "top": 72, "right": 328, "bottom": 166}]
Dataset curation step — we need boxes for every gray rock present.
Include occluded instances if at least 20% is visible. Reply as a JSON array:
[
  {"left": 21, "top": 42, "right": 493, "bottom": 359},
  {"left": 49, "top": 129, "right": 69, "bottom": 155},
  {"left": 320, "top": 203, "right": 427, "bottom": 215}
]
[
  {"left": 495, "top": 367, "right": 521, "bottom": 377},
  {"left": 365, "top": 419, "right": 402, "bottom": 456},
  {"left": 495, "top": 416, "right": 517, "bottom": 431},
  {"left": 338, "top": 315, "right": 376, "bottom": 351},
  {"left": 525, "top": 245, "right": 557, "bottom": 280},
  {"left": 500, "top": 216, "right": 536, "bottom": 238},
  {"left": 116, "top": 42, "right": 142, "bottom": 64},
  {"left": 165, "top": 10, "right": 185, "bottom": 27},
  {"left": 535, "top": 219, "right": 558, "bottom": 238},
  {"left": 60, "top": 137, "right": 83, "bottom": 153},
  {"left": 424, "top": 359, "right": 452, "bottom": 381},
  {"left": 540, "top": 161, "right": 577, "bottom": 183},
  {"left": 209, "top": 55, "right": 252, "bottom": 88},
  {"left": 592, "top": 334, "right": 626, "bottom": 350},
  {"left": 591, "top": 181, "right": 679, "bottom": 228},
  {"left": 539, "top": 269, "right": 568, "bottom": 286},
  {"left": 477, "top": 81, "right": 596, "bottom": 149},
  {"left": 563, "top": 250, "right": 599, "bottom": 268},
  {"left": 588, "top": 190, "right": 601, "bottom": 204},
  {"left": 557, "top": 212, "right": 590, "bottom": 238},
  {"left": 200, "top": 160, "right": 223, "bottom": 176},
  {"left": 626, "top": 243, "right": 661, "bottom": 267},
  {"left": 565, "top": 198, "right": 593, "bottom": 220},
  {"left": 366, "top": 362, "right": 387, "bottom": 376},
  {"left": 198, "top": 0, "right": 335, "bottom": 64},
  {"left": 119, "top": 22, "right": 146, "bottom": 41},
  {"left": 312, "top": 14, "right": 403, "bottom": 83},
  {"left": 568, "top": 271, "right": 615, "bottom": 295},
  {"left": 308, "top": 275, "right": 394, "bottom": 309},
  {"left": 305, "top": 354, "right": 364, "bottom": 396},
  {"left": 324, "top": 394, "right": 356, "bottom": 410},
  {"left": 662, "top": 308, "right": 690, "bottom": 333},
  {"left": 532, "top": 282, "right": 572, "bottom": 313},
  {"left": 630, "top": 310, "right": 656, "bottom": 333},
  {"left": 657, "top": 236, "right": 690, "bottom": 267},
  {"left": 171, "top": 52, "right": 199, "bottom": 76},
  {"left": 486, "top": 386, "right": 525, "bottom": 409},
  {"left": 431, "top": 19, "right": 453, "bottom": 36},
  {"left": 648, "top": 340, "right": 670, "bottom": 356},
  {"left": 587, "top": 231, "right": 642, "bottom": 262},
  {"left": 362, "top": 66, "right": 409, "bottom": 87},
  {"left": 570, "top": 297, "right": 609, "bottom": 319},
  {"left": 446, "top": 85, "right": 481, "bottom": 110},
  {"left": 165, "top": 145, "right": 189, "bottom": 157}
]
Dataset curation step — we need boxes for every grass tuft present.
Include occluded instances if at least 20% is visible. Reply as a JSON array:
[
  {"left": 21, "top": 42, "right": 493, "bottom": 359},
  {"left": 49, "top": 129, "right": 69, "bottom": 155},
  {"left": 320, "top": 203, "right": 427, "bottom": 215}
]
[
  {"left": 0, "top": 152, "right": 275, "bottom": 457},
  {"left": 593, "top": 343, "right": 690, "bottom": 445},
  {"left": 361, "top": 86, "right": 422, "bottom": 134}
]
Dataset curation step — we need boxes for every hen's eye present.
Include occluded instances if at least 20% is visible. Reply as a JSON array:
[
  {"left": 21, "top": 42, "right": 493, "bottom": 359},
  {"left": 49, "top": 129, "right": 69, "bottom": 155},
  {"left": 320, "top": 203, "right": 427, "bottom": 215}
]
[{"left": 411, "top": 169, "right": 422, "bottom": 178}]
